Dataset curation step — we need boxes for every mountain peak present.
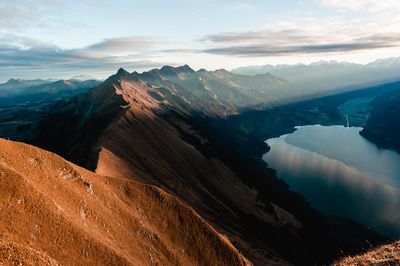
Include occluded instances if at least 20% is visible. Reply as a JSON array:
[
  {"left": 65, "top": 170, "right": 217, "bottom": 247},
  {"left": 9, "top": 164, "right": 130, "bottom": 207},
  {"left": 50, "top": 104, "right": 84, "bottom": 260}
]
[
  {"left": 107, "top": 68, "right": 133, "bottom": 82},
  {"left": 117, "top": 67, "right": 130, "bottom": 76},
  {"left": 214, "top": 68, "right": 230, "bottom": 74},
  {"left": 7, "top": 78, "right": 20, "bottom": 83},
  {"left": 53, "top": 79, "right": 74, "bottom": 87},
  {"left": 160, "top": 65, "right": 195, "bottom": 76},
  {"left": 181, "top": 64, "right": 195, "bottom": 73}
]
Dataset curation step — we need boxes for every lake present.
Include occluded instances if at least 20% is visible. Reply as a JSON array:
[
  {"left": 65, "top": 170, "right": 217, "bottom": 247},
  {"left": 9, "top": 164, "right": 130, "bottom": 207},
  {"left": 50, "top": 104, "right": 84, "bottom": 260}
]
[{"left": 263, "top": 125, "right": 400, "bottom": 238}]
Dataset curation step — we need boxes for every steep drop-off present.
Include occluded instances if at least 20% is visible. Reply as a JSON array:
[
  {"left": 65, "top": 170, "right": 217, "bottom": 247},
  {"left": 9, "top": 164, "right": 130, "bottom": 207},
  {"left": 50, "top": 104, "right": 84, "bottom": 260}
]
[{"left": 0, "top": 138, "right": 250, "bottom": 266}]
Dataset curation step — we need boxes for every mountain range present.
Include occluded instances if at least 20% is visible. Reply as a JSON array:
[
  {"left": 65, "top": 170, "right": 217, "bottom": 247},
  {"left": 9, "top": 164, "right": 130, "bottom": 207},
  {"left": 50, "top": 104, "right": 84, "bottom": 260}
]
[
  {"left": 232, "top": 58, "right": 400, "bottom": 97},
  {"left": 0, "top": 78, "right": 101, "bottom": 142},
  {"left": 24, "top": 65, "right": 388, "bottom": 265}
]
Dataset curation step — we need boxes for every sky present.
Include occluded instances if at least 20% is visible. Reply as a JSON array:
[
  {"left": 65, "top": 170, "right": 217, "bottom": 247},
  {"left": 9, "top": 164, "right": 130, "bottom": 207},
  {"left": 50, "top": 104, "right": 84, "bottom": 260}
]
[{"left": 1, "top": 0, "right": 400, "bottom": 81}]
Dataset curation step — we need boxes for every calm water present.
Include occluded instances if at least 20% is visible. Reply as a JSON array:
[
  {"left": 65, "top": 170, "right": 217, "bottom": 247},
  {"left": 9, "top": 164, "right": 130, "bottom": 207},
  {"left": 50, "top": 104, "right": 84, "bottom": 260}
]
[{"left": 263, "top": 125, "right": 400, "bottom": 238}]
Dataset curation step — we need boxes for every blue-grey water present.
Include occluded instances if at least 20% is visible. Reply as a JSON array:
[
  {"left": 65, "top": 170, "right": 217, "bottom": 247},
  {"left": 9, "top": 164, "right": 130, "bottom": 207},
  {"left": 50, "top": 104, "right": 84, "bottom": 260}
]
[{"left": 263, "top": 125, "right": 400, "bottom": 238}]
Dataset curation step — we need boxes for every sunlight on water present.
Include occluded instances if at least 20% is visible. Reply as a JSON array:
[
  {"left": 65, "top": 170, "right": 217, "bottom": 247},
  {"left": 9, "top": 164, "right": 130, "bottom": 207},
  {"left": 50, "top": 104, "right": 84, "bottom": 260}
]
[{"left": 263, "top": 125, "right": 400, "bottom": 238}]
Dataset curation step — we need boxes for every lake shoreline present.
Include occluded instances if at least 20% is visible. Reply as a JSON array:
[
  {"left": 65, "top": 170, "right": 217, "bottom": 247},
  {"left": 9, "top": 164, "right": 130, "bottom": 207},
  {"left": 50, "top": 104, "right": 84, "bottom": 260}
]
[{"left": 263, "top": 124, "right": 400, "bottom": 239}]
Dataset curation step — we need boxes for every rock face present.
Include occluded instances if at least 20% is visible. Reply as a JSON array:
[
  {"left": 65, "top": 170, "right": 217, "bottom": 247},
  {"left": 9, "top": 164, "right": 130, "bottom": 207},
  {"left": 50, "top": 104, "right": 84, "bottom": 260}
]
[
  {"left": 0, "top": 138, "right": 250, "bottom": 266},
  {"left": 31, "top": 66, "right": 386, "bottom": 265}
]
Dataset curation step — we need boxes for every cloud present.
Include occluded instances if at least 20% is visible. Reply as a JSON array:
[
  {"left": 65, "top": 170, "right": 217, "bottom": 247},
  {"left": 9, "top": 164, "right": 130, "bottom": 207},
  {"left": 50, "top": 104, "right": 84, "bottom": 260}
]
[
  {"left": 319, "top": 0, "right": 400, "bottom": 13},
  {"left": 229, "top": 2, "right": 255, "bottom": 11},
  {"left": 0, "top": 34, "right": 164, "bottom": 79},
  {"left": 85, "top": 37, "right": 154, "bottom": 53},
  {"left": 0, "top": 0, "right": 64, "bottom": 28},
  {"left": 201, "top": 21, "right": 400, "bottom": 57},
  {"left": 204, "top": 42, "right": 397, "bottom": 57}
]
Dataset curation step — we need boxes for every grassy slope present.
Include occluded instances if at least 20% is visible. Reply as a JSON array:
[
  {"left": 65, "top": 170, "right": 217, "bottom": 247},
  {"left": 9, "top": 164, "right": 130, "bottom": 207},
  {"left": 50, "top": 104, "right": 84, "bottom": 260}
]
[
  {"left": 0, "top": 138, "right": 250, "bottom": 266},
  {"left": 334, "top": 241, "right": 400, "bottom": 266}
]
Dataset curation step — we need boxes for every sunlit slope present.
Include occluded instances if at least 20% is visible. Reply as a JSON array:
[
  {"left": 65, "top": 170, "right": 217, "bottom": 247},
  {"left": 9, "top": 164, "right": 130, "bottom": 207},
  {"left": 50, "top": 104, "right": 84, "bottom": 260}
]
[
  {"left": 0, "top": 138, "right": 250, "bottom": 266},
  {"left": 334, "top": 241, "right": 400, "bottom": 266}
]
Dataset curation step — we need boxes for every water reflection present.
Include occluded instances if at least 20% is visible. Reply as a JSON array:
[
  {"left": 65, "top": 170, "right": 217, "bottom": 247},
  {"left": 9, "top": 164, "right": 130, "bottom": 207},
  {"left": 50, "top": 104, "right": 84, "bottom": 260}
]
[{"left": 263, "top": 125, "right": 400, "bottom": 238}]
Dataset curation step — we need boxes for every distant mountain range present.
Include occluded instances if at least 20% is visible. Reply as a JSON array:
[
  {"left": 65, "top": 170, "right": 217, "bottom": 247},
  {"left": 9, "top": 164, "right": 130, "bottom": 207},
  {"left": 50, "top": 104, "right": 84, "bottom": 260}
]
[
  {"left": 0, "top": 78, "right": 101, "bottom": 142},
  {"left": 0, "top": 78, "right": 100, "bottom": 103},
  {"left": 0, "top": 79, "right": 52, "bottom": 96},
  {"left": 232, "top": 58, "right": 400, "bottom": 95}
]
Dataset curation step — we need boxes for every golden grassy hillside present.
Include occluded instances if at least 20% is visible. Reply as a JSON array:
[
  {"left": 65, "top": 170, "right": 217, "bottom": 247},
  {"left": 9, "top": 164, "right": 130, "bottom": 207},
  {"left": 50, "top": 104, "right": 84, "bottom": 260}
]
[
  {"left": 0, "top": 138, "right": 250, "bottom": 266},
  {"left": 334, "top": 241, "right": 399, "bottom": 266}
]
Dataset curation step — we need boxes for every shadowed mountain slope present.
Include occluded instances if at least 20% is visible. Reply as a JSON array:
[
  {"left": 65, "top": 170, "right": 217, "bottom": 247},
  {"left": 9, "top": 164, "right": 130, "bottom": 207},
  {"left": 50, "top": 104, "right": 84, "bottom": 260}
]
[
  {"left": 360, "top": 87, "right": 400, "bottom": 153},
  {"left": 0, "top": 138, "right": 250, "bottom": 266}
]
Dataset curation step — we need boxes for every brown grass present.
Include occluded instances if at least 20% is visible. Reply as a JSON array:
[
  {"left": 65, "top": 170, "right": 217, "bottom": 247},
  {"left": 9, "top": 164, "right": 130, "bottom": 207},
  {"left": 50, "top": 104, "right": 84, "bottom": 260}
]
[
  {"left": 333, "top": 241, "right": 400, "bottom": 266},
  {"left": 0, "top": 138, "right": 251, "bottom": 265}
]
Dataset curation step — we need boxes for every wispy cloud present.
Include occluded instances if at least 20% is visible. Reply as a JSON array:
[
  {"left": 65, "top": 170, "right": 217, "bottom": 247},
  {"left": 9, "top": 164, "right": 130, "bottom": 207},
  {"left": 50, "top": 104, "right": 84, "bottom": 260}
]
[
  {"left": 319, "top": 0, "right": 400, "bottom": 13},
  {"left": 201, "top": 20, "right": 400, "bottom": 57},
  {"left": 229, "top": 2, "right": 255, "bottom": 11},
  {"left": 84, "top": 37, "right": 154, "bottom": 53},
  {"left": 0, "top": 0, "right": 71, "bottom": 29},
  {"left": 0, "top": 33, "right": 164, "bottom": 80},
  {"left": 204, "top": 42, "right": 397, "bottom": 57}
]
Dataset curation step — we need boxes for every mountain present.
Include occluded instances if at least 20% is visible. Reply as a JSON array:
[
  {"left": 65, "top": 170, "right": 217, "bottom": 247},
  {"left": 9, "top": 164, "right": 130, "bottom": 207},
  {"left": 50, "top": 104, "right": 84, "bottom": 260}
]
[
  {"left": 0, "top": 79, "right": 52, "bottom": 96},
  {"left": 0, "top": 79, "right": 101, "bottom": 142},
  {"left": 20, "top": 79, "right": 98, "bottom": 95},
  {"left": 131, "top": 65, "right": 290, "bottom": 115},
  {"left": 0, "top": 79, "right": 101, "bottom": 106},
  {"left": 360, "top": 86, "right": 400, "bottom": 153},
  {"left": 333, "top": 241, "right": 400, "bottom": 265},
  {"left": 31, "top": 66, "right": 386, "bottom": 265},
  {"left": 232, "top": 58, "right": 400, "bottom": 96},
  {"left": 0, "top": 138, "right": 250, "bottom": 265}
]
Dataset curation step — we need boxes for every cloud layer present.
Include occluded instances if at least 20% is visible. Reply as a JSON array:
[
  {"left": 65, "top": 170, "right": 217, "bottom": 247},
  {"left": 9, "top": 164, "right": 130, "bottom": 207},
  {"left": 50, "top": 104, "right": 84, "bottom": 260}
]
[
  {"left": 201, "top": 20, "right": 400, "bottom": 57},
  {"left": 319, "top": 0, "right": 400, "bottom": 13},
  {"left": 0, "top": 33, "right": 165, "bottom": 80},
  {"left": 1, "top": 1, "right": 400, "bottom": 80}
]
